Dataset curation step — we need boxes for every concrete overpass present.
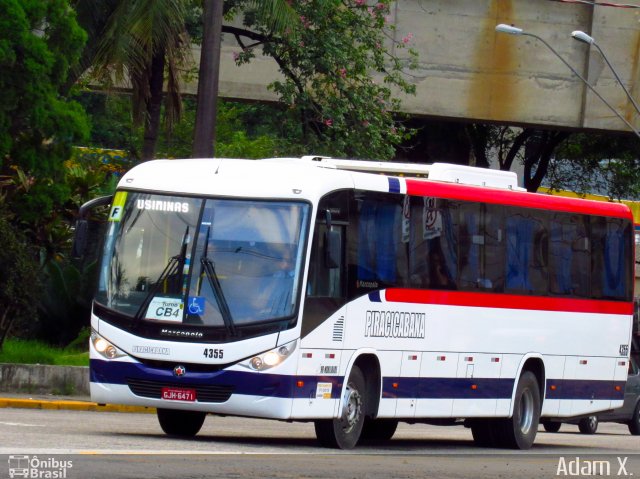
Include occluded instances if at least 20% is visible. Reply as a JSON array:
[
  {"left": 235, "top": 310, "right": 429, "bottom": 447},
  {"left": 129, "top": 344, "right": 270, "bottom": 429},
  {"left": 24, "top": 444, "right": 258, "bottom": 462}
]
[{"left": 186, "top": 0, "right": 640, "bottom": 134}]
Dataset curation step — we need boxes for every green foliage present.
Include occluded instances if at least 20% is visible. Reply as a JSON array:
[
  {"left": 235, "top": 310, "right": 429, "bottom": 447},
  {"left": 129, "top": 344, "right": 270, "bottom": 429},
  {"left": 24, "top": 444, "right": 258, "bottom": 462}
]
[
  {"left": 74, "top": 92, "right": 139, "bottom": 153},
  {"left": 227, "top": 0, "right": 418, "bottom": 159},
  {"left": 0, "top": 338, "right": 89, "bottom": 366},
  {"left": 550, "top": 132, "right": 640, "bottom": 200},
  {"left": 0, "top": 215, "right": 42, "bottom": 351},
  {"left": 0, "top": 0, "right": 89, "bottom": 247},
  {"left": 80, "top": 92, "right": 304, "bottom": 159},
  {"left": 37, "top": 258, "right": 95, "bottom": 345}
]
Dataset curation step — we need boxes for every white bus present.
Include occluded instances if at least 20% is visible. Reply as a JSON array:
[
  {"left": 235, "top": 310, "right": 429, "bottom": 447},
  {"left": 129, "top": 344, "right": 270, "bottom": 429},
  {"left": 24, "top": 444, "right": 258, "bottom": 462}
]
[{"left": 77, "top": 156, "right": 634, "bottom": 449}]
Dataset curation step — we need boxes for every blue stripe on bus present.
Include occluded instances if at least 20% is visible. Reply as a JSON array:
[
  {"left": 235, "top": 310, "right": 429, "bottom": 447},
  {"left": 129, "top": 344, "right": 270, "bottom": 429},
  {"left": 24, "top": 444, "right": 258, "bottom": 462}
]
[
  {"left": 381, "top": 377, "right": 625, "bottom": 401},
  {"left": 388, "top": 177, "right": 401, "bottom": 194},
  {"left": 90, "top": 359, "right": 343, "bottom": 399},
  {"left": 368, "top": 291, "right": 382, "bottom": 302},
  {"left": 91, "top": 360, "right": 626, "bottom": 402},
  {"left": 545, "top": 379, "right": 626, "bottom": 401},
  {"left": 382, "top": 377, "right": 514, "bottom": 399}
]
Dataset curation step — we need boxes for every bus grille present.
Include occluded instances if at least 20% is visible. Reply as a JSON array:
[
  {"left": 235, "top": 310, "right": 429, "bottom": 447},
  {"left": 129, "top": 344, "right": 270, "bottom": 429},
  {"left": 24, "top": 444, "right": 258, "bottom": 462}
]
[{"left": 126, "top": 378, "right": 234, "bottom": 403}]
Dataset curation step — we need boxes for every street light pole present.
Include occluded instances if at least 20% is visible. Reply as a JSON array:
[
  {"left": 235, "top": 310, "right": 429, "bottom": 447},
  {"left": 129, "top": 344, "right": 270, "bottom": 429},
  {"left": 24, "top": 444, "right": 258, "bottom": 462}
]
[
  {"left": 495, "top": 24, "right": 640, "bottom": 141},
  {"left": 571, "top": 30, "right": 640, "bottom": 118}
]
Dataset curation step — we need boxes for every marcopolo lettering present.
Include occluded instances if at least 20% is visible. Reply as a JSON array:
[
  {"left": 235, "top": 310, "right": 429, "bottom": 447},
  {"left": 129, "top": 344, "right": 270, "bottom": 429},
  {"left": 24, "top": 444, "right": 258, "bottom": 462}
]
[
  {"left": 136, "top": 199, "right": 189, "bottom": 213},
  {"left": 161, "top": 329, "right": 204, "bottom": 338},
  {"left": 364, "top": 310, "right": 426, "bottom": 339}
]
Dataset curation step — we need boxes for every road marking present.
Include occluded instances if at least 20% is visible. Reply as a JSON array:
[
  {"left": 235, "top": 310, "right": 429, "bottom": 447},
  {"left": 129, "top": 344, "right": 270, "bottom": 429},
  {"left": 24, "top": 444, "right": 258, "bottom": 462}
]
[{"left": 0, "top": 422, "right": 44, "bottom": 427}]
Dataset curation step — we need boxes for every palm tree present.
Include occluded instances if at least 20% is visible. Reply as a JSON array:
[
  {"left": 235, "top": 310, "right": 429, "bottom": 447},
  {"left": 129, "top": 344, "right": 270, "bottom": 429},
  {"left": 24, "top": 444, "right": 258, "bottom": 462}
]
[{"left": 72, "top": 0, "right": 190, "bottom": 161}]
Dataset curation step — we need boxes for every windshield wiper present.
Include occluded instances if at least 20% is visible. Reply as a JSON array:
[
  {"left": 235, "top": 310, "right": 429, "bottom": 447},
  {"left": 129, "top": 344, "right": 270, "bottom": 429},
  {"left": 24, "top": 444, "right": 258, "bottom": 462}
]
[
  {"left": 199, "top": 226, "right": 236, "bottom": 336},
  {"left": 133, "top": 226, "right": 189, "bottom": 324}
]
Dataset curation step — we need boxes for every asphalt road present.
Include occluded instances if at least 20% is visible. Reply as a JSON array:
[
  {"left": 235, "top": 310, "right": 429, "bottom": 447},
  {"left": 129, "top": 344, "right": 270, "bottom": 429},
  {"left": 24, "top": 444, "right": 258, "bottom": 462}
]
[{"left": 1, "top": 407, "right": 639, "bottom": 478}]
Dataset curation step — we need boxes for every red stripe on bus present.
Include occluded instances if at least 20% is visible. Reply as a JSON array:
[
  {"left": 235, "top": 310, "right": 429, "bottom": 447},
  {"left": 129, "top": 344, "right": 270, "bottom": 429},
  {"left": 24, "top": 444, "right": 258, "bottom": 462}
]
[
  {"left": 383, "top": 289, "right": 633, "bottom": 315},
  {"left": 404, "top": 179, "right": 633, "bottom": 219}
]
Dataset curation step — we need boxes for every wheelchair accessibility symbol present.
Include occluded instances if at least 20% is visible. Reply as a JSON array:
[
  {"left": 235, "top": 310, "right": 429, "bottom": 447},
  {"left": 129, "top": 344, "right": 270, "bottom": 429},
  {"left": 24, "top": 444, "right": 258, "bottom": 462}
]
[{"left": 188, "top": 296, "right": 206, "bottom": 315}]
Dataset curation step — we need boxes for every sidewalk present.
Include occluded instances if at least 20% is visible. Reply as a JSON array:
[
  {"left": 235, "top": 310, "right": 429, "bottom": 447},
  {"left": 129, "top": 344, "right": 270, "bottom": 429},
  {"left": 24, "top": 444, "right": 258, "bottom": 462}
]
[{"left": 0, "top": 392, "right": 154, "bottom": 414}]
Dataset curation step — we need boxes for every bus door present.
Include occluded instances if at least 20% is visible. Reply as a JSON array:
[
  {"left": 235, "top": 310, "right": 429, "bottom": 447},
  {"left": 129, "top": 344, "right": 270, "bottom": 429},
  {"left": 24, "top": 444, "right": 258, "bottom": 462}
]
[{"left": 296, "top": 194, "right": 348, "bottom": 418}]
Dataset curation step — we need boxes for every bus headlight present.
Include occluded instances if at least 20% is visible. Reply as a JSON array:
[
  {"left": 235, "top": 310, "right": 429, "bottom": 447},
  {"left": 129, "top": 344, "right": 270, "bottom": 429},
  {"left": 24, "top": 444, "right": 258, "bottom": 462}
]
[
  {"left": 91, "top": 331, "right": 126, "bottom": 359},
  {"left": 247, "top": 340, "right": 297, "bottom": 371}
]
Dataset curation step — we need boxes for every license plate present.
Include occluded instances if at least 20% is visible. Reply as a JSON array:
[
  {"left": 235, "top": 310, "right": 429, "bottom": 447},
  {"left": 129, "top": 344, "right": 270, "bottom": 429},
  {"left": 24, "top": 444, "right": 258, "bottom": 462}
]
[{"left": 161, "top": 387, "right": 197, "bottom": 402}]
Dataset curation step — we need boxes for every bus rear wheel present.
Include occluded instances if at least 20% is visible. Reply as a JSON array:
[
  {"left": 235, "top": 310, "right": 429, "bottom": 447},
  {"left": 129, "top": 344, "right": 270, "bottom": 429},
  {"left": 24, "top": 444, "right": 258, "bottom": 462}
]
[
  {"left": 157, "top": 408, "right": 206, "bottom": 437},
  {"left": 542, "top": 421, "right": 561, "bottom": 433},
  {"left": 470, "top": 419, "right": 500, "bottom": 447},
  {"left": 500, "top": 371, "right": 541, "bottom": 449},
  {"left": 360, "top": 418, "right": 398, "bottom": 442},
  {"left": 578, "top": 416, "right": 598, "bottom": 435},
  {"left": 314, "top": 365, "right": 366, "bottom": 449},
  {"left": 629, "top": 403, "right": 640, "bottom": 435}
]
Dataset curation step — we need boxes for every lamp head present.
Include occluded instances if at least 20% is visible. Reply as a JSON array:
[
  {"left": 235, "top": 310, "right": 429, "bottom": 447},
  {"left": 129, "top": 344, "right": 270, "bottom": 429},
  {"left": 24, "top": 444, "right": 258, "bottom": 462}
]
[
  {"left": 495, "top": 24, "right": 523, "bottom": 35},
  {"left": 572, "top": 30, "right": 594, "bottom": 45}
]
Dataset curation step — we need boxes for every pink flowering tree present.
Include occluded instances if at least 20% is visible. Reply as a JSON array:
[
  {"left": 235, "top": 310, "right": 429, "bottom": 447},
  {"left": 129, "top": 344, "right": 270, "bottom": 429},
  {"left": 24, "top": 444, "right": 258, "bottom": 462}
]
[{"left": 224, "top": 0, "right": 418, "bottom": 159}]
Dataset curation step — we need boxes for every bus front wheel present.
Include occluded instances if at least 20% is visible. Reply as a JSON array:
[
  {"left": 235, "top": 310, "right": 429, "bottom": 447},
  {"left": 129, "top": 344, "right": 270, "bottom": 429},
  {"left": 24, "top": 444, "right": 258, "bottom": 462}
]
[
  {"left": 157, "top": 408, "right": 206, "bottom": 437},
  {"left": 314, "top": 365, "right": 366, "bottom": 449}
]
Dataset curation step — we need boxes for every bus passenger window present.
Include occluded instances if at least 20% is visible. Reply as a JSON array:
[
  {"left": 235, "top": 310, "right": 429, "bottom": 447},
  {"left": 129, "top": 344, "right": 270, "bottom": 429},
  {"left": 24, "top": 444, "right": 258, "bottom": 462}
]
[
  {"left": 407, "top": 197, "right": 457, "bottom": 290},
  {"left": 549, "top": 214, "right": 589, "bottom": 297},
  {"left": 349, "top": 192, "right": 408, "bottom": 294},
  {"left": 591, "top": 217, "right": 631, "bottom": 300},
  {"left": 505, "top": 210, "right": 548, "bottom": 295}
]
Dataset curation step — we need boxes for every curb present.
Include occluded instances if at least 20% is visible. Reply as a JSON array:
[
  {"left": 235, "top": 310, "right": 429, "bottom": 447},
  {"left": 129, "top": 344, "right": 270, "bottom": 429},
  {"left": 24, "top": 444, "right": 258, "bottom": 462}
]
[
  {"left": 0, "top": 363, "right": 89, "bottom": 396},
  {"left": 0, "top": 397, "right": 154, "bottom": 414}
]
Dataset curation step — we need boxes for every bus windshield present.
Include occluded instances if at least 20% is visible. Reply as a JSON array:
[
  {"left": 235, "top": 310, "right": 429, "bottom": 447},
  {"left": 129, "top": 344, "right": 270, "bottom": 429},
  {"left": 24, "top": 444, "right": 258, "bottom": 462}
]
[{"left": 96, "top": 192, "right": 309, "bottom": 334}]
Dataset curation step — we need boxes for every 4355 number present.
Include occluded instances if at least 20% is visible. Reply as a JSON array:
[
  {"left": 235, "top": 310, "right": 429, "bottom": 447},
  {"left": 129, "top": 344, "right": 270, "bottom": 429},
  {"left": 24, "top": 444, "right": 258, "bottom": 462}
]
[{"left": 203, "top": 348, "right": 224, "bottom": 359}]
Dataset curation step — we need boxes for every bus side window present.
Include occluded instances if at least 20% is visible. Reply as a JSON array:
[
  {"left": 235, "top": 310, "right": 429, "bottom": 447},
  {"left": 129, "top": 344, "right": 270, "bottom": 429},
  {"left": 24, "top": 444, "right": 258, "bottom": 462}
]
[
  {"left": 349, "top": 191, "right": 408, "bottom": 296},
  {"left": 591, "top": 217, "right": 632, "bottom": 300},
  {"left": 307, "top": 223, "right": 343, "bottom": 298},
  {"left": 549, "top": 214, "right": 589, "bottom": 297},
  {"left": 458, "top": 203, "right": 504, "bottom": 292},
  {"left": 407, "top": 197, "right": 457, "bottom": 290},
  {"left": 505, "top": 209, "right": 548, "bottom": 295}
]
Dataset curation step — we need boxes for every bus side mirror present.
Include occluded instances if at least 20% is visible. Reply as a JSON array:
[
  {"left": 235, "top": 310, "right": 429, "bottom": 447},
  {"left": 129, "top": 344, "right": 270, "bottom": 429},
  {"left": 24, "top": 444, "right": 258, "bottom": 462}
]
[
  {"left": 71, "top": 219, "right": 89, "bottom": 259},
  {"left": 325, "top": 230, "right": 341, "bottom": 269},
  {"left": 72, "top": 195, "right": 113, "bottom": 260}
]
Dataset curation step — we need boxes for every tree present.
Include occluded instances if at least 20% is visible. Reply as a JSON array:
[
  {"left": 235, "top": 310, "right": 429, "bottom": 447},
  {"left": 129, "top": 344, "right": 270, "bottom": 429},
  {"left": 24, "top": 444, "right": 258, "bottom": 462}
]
[
  {"left": 221, "top": 0, "right": 418, "bottom": 159},
  {"left": 0, "top": 214, "right": 41, "bottom": 350},
  {"left": 0, "top": 0, "right": 88, "bottom": 236},
  {"left": 72, "top": 0, "right": 191, "bottom": 160},
  {"left": 548, "top": 131, "right": 640, "bottom": 200},
  {"left": 466, "top": 125, "right": 570, "bottom": 192},
  {"left": 193, "top": 0, "right": 300, "bottom": 157}
]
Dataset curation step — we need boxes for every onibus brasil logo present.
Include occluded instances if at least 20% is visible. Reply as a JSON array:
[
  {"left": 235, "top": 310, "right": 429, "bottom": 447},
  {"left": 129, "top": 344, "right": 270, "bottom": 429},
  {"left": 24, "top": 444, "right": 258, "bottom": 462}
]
[{"left": 8, "top": 455, "right": 73, "bottom": 478}]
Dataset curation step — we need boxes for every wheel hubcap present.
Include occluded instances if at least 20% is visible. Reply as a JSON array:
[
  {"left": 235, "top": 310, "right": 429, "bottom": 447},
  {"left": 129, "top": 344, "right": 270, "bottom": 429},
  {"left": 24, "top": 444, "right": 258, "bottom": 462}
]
[
  {"left": 519, "top": 388, "right": 534, "bottom": 435},
  {"left": 340, "top": 384, "right": 362, "bottom": 433}
]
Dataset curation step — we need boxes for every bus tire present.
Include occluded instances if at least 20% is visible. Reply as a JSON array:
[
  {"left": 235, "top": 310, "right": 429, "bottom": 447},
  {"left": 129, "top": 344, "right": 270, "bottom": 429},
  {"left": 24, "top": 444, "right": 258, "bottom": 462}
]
[
  {"left": 500, "top": 371, "right": 541, "bottom": 449},
  {"left": 471, "top": 419, "right": 500, "bottom": 447},
  {"left": 542, "top": 421, "right": 561, "bottom": 433},
  {"left": 314, "top": 365, "right": 366, "bottom": 449},
  {"left": 629, "top": 403, "right": 640, "bottom": 435},
  {"left": 360, "top": 418, "right": 398, "bottom": 442},
  {"left": 578, "top": 416, "right": 598, "bottom": 435},
  {"left": 157, "top": 408, "right": 206, "bottom": 437}
]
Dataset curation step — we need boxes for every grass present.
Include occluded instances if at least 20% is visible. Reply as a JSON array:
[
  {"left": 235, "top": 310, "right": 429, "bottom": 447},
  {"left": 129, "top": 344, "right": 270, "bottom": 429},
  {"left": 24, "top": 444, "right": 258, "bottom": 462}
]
[{"left": 0, "top": 338, "right": 89, "bottom": 366}]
